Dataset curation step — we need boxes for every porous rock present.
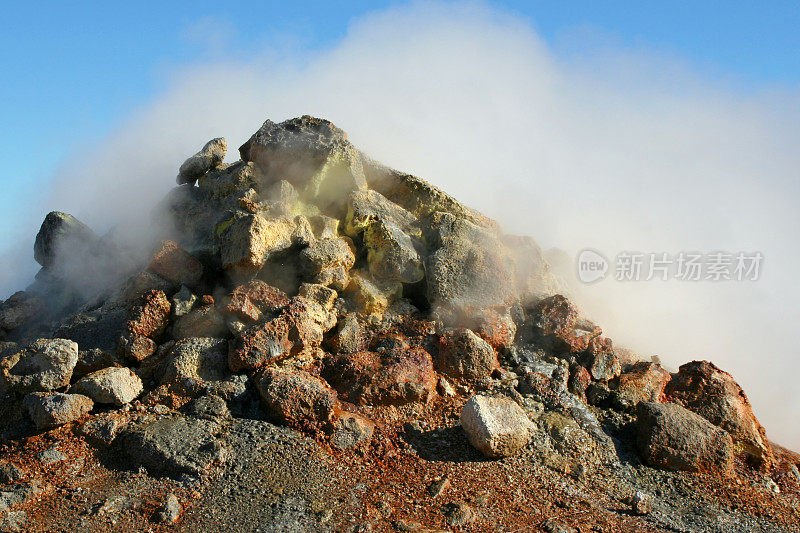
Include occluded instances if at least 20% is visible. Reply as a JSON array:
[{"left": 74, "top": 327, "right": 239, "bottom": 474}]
[
  {"left": 73, "top": 366, "right": 143, "bottom": 406},
  {"left": 0, "top": 338, "right": 79, "bottom": 394}
]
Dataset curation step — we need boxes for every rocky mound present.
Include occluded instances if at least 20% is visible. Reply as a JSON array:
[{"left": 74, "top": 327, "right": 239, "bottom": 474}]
[{"left": 0, "top": 116, "right": 797, "bottom": 532}]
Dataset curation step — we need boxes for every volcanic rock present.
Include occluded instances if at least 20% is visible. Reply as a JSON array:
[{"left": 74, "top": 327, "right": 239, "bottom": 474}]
[
  {"left": 460, "top": 394, "right": 535, "bottom": 457},
  {"left": 613, "top": 361, "right": 671, "bottom": 409},
  {"left": 73, "top": 366, "right": 143, "bottom": 406},
  {"left": 219, "top": 213, "right": 314, "bottom": 278},
  {"left": 173, "top": 304, "right": 227, "bottom": 340},
  {"left": 176, "top": 137, "right": 227, "bottom": 185},
  {"left": 163, "top": 337, "right": 246, "bottom": 400},
  {"left": 171, "top": 286, "right": 197, "bottom": 318},
  {"left": 435, "top": 328, "right": 498, "bottom": 383},
  {"left": 34, "top": 211, "right": 96, "bottom": 268},
  {"left": 330, "top": 412, "right": 375, "bottom": 449},
  {"left": 23, "top": 392, "right": 93, "bottom": 429},
  {"left": 636, "top": 401, "right": 734, "bottom": 474},
  {"left": 298, "top": 237, "right": 356, "bottom": 290},
  {"left": 363, "top": 220, "right": 424, "bottom": 284},
  {"left": 147, "top": 240, "right": 203, "bottom": 287},
  {"left": 119, "top": 290, "right": 171, "bottom": 361},
  {"left": 255, "top": 369, "right": 340, "bottom": 427},
  {"left": 118, "top": 414, "right": 228, "bottom": 476},
  {"left": 239, "top": 116, "right": 367, "bottom": 215},
  {"left": 0, "top": 338, "right": 79, "bottom": 394},
  {"left": 664, "top": 360, "right": 773, "bottom": 469},
  {"left": 0, "top": 292, "right": 45, "bottom": 334},
  {"left": 323, "top": 336, "right": 437, "bottom": 406}
]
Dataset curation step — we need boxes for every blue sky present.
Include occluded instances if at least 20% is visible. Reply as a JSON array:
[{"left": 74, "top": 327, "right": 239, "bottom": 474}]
[{"left": 1, "top": 0, "right": 798, "bottom": 253}]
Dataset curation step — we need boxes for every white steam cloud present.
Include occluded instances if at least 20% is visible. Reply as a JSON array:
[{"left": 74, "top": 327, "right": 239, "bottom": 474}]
[{"left": 3, "top": 2, "right": 800, "bottom": 446}]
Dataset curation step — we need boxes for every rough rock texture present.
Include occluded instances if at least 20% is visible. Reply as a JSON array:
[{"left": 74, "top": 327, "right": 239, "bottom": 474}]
[
  {"left": 0, "top": 338, "right": 78, "bottom": 394},
  {"left": 176, "top": 137, "right": 227, "bottom": 185},
  {"left": 147, "top": 240, "right": 203, "bottom": 287},
  {"left": 614, "top": 361, "right": 671, "bottom": 408},
  {"left": 636, "top": 401, "right": 735, "bottom": 474},
  {"left": 425, "top": 213, "right": 516, "bottom": 322},
  {"left": 460, "top": 395, "right": 535, "bottom": 457},
  {"left": 435, "top": 328, "right": 498, "bottom": 383},
  {"left": 163, "top": 337, "right": 246, "bottom": 400},
  {"left": 72, "top": 366, "right": 143, "bottom": 406},
  {"left": 255, "top": 369, "right": 340, "bottom": 427},
  {"left": 0, "top": 292, "right": 45, "bottom": 334},
  {"left": 239, "top": 116, "right": 367, "bottom": 215},
  {"left": 23, "top": 392, "right": 93, "bottom": 429},
  {"left": 665, "top": 360, "right": 773, "bottom": 469},
  {"left": 118, "top": 414, "right": 227, "bottom": 476},
  {"left": 330, "top": 412, "right": 375, "bottom": 449},
  {"left": 323, "top": 336, "right": 437, "bottom": 406},
  {"left": 220, "top": 213, "right": 314, "bottom": 277},
  {"left": 33, "top": 211, "right": 96, "bottom": 267},
  {"left": 3, "top": 114, "right": 796, "bottom": 533},
  {"left": 228, "top": 318, "right": 292, "bottom": 371}
]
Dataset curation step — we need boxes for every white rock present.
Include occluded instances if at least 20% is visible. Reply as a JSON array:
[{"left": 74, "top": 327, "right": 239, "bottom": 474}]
[
  {"left": 73, "top": 367, "right": 142, "bottom": 406},
  {"left": 460, "top": 394, "right": 534, "bottom": 457}
]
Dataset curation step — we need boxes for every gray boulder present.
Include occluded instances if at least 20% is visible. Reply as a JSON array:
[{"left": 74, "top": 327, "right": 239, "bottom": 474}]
[
  {"left": 34, "top": 211, "right": 96, "bottom": 267},
  {"left": 460, "top": 394, "right": 535, "bottom": 457},
  {"left": 636, "top": 401, "right": 735, "bottom": 474},
  {"left": 344, "top": 189, "right": 417, "bottom": 237},
  {"left": 72, "top": 366, "right": 143, "bottom": 406},
  {"left": 23, "top": 392, "right": 93, "bottom": 429},
  {"left": 297, "top": 237, "right": 355, "bottom": 290},
  {"left": 0, "top": 338, "right": 78, "bottom": 394},
  {"left": 176, "top": 137, "right": 227, "bottom": 185}
]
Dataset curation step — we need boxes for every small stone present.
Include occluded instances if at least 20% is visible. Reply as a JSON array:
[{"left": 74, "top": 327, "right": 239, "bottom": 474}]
[
  {"left": 331, "top": 412, "right": 374, "bottom": 449},
  {"left": 442, "top": 502, "right": 476, "bottom": 527},
  {"left": 436, "top": 328, "right": 498, "bottom": 383},
  {"left": 437, "top": 376, "right": 456, "bottom": 397},
  {"left": 176, "top": 137, "right": 227, "bottom": 185},
  {"left": 427, "top": 476, "right": 450, "bottom": 498},
  {"left": 171, "top": 286, "right": 197, "bottom": 318},
  {"left": 630, "top": 491, "right": 652, "bottom": 515},
  {"left": 157, "top": 493, "right": 182, "bottom": 523},
  {"left": 0, "top": 462, "right": 23, "bottom": 484},
  {"left": 38, "top": 446, "right": 67, "bottom": 465}
]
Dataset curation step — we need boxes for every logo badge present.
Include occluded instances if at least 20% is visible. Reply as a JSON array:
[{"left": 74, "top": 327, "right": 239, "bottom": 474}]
[{"left": 577, "top": 249, "right": 609, "bottom": 284}]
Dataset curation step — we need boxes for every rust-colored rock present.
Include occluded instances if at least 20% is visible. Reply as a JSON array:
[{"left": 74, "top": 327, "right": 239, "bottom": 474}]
[
  {"left": 436, "top": 328, "right": 498, "bottom": 383},
  {"left": 528, "top": 295, "right": 601, "bottom": 354},
  {"left": 223, "top": 280, "right": 289, "bottom": 323},
  {"left": 323, "top": 335, "right": 437, "bottom": 405},
  {"left": 125, "top": 290, "right": 171, "bottom": 339},
  {"left": 614, "top": 362, "right": 671, "bottom": 409},
  {"left": 568, "top": 364, "right": 592, "bottom": 398},
  {"left": 255, "top": 368, "right": 340, "bottom": 428},
  {"left": 228, "top": 318, "right": 292, "bottom": 372},
  {"left": 148, "top": 240, "right": 203, "bottom": 287},
  {"left": 665, "top": 360, "right": 773, "bottom": 470}
]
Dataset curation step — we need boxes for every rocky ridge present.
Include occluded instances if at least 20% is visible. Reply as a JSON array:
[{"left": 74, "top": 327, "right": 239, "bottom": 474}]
[{"left": 0, "top": 116, "right": 797, "bottom": 532}]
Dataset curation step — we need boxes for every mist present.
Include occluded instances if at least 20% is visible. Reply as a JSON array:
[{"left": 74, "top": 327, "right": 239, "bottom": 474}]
[{"left": 2, "top": 2, "right": 799, "bottom": 447}]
